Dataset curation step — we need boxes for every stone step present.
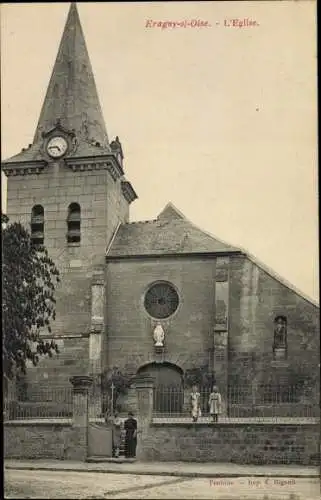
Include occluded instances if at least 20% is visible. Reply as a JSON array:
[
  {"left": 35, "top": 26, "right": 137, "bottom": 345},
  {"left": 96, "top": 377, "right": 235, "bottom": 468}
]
[
  {"left": 87, "top": 457, "right": 136, "bottom": 463},
  {"left": 115, "top": 435, "right": 125, "bottom": 456}
]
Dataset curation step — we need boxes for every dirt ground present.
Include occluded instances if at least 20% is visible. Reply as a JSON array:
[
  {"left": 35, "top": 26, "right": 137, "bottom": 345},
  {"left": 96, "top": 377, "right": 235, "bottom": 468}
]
[{"left": 4, "top": 469, "right": 320, "bottom": 499}]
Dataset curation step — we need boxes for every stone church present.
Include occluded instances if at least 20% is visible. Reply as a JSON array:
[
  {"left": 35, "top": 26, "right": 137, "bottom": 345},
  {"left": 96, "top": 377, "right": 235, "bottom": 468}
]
[{"left": 2, "top": 3, "right": 319, "bottom": 416}]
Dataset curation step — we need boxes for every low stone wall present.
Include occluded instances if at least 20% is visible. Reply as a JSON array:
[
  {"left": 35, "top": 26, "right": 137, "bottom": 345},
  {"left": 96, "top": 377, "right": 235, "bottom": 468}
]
[
  {"left": 143, "top": 422, "right": 320, "bottom": 465},
  {"left": 4, "top": 421, "right": 74, "bottom": 460},
  {"left": 228, "top": 404, "right": 319, "bottom": 418}
]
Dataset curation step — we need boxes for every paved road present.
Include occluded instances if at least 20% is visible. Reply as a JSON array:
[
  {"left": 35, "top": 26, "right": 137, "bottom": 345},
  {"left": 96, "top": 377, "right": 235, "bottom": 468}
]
[{"left": 4, "top": 469, "right": 320, "bottom": 499}]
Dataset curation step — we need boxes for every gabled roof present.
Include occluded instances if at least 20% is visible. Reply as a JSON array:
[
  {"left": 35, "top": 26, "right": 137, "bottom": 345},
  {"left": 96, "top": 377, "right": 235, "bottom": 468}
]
[
  {"left": 106, "top": 203, "right": 319, "bottom": 307},
  {"left": 107, "top": 203, "right": 241, "bottom": 258}
]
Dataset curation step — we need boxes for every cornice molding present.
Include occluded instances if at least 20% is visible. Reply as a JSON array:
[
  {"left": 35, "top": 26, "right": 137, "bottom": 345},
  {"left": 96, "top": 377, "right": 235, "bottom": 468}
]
[
  {"left": 121, "top": 180, "right": 138, "bottom": 204},
  {"left": 64, "top": 155, "right": 124, "bottom": 180},
  {"left": 106, "top": 250, "right": 244, "bottom": 261},
  {"left": 1, "top": 160, "right": 47, "bottom": 176}
]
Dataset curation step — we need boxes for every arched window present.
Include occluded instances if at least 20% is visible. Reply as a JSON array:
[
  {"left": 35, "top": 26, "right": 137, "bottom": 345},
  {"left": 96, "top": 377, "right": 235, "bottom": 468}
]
[
  {"left": 273, "top": 315, "right": 287, "bottom": 360},
  {"left": 31, "top": 205, "right": 44, "bottom": 245},
  {"left": 67, "top": 203, "right": 81, "bottom": 244}
]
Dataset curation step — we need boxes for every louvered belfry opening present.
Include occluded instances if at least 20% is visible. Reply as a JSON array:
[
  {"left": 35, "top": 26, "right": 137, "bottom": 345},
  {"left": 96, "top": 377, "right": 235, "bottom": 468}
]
[
  {"left": 67, "top": 203, "right": 81, "bottom": 244},
  {"left": 31, "top": 205, "right": 44, "bottom": 245}
]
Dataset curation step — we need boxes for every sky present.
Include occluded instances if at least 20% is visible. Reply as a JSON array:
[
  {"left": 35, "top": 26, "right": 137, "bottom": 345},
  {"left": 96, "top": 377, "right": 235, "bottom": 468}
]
[{"left": 1, "top": 2, "right": 318, "bottom": 302}]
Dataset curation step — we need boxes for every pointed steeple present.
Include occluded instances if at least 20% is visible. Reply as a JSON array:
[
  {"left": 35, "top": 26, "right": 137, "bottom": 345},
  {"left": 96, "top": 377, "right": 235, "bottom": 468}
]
[{"left": 33, "top": 2, "right": 109, "bottom": 148}]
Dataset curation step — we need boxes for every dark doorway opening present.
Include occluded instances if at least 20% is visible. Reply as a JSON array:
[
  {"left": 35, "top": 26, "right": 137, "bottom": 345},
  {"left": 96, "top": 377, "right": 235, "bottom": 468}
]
[{"left": 137, "top": 362, "right": 184, "bottom": 414}]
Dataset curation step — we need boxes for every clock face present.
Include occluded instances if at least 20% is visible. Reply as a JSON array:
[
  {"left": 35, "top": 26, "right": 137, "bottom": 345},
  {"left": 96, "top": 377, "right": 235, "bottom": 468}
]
[{"left": 46, "top": 136, "right": 68, "bottom": 158}]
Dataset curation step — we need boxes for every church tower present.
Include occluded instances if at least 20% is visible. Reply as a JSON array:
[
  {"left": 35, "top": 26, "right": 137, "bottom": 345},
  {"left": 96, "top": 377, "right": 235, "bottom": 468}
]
[{"left": 2, "top": 3, "right": 137, "bottom": 393}]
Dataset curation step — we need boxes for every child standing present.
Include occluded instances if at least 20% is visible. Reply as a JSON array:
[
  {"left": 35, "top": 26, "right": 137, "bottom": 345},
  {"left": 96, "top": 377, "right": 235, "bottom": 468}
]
[
  {"left": 208, "top": 386, "right": 222, "bottom": 422},
  {"left": 112, "top": 411, "right": 122, "bottom": 458},
  {"left": 190, "top": 385, "right": 202, "bottom": 422}
]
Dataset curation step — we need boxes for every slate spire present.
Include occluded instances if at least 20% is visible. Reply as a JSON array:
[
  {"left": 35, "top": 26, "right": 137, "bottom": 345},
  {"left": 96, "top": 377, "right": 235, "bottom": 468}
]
[{"left": 33, "top": 2, "right": 109, "bottom": 148}]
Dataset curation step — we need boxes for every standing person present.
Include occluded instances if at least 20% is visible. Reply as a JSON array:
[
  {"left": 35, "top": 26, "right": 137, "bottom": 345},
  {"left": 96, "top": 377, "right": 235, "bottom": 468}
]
[
  {"left": 208, "top": 385, "right": 222, "bottom": 422},
  {"left": 112, "top": 411, "right": 122, "bottom": 458},
  {"left": 124, "top": 411, "right": 137, "bottom": 458},
  {"left": 190, "top": 385, "right": 202, "bottom": 422}
]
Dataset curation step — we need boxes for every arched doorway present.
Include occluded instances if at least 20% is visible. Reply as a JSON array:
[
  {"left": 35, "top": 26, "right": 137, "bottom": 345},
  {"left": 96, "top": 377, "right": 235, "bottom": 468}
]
[{"left": 137, "top": 362, "right": 184, "bottom": 415}]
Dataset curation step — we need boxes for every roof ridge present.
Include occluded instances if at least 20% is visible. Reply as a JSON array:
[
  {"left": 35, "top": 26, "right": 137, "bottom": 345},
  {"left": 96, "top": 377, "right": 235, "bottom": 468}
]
[
  {"left": 186, "top": 218, "right": 240, "bottom": 250},
  {"left": 125, "top": 219, "right": 157, "bottom": 225},
  {"left": 245, "top": 252, "right": 319, "bottom": 308},
  {"left": 156, "top": 203, "right": 241, "bottom": 251}
]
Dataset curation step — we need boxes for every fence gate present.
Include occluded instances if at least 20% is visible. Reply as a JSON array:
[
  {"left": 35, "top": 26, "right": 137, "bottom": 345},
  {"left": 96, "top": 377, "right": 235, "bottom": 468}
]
[
  {"left": 87, "top": 373, "right": 113, "bottom": 458},
  {"left": 88, "top": 422, "right": 113, "bottom": 458}
]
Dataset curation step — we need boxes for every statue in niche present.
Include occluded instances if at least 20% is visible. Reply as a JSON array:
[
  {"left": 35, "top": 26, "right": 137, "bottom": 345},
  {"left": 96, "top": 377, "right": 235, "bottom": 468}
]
[
  {"left": 273, "top": 316, "right": 287, "bottom": 361},
  {"left": 153, "top": 324, "right": 165, "bottom": 347},
  {"left": 274, "top": 316, "right": 287, "bottom": 348}
]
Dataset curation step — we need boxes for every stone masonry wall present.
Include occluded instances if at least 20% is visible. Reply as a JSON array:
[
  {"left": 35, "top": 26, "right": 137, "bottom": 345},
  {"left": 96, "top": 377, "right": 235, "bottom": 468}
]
[
  {"left": 6, "top": 163, "right": 129, "bottom": 388},
  {"left": 105, "top": 256, "right": 217, "bottom": 375},
  {"left": 228, "top": 255, "right": 320, "bottom": 402},
  {"left": 4, "top": 422, "right": 73, "bottom": 459},
  {"left": 106, "top": 253, "right": 319, "bottom": 400},
  {"left": 19, "top": 336, "right": 89, "bottom": 394},
  {"left": 144, "top": 423, "right": 320, "bottom": 465}
]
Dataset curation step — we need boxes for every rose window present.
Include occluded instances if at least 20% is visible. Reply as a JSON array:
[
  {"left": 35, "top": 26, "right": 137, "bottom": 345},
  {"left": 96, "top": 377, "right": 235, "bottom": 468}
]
[{"left": 144, "top": 282, "right": 179, "bottom": 319}]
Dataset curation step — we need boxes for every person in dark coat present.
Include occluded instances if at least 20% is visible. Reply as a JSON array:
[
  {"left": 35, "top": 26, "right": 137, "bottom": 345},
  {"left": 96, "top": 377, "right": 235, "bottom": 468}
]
[{"left": 124, "top": 411, "right": 137, "bottom": 458}]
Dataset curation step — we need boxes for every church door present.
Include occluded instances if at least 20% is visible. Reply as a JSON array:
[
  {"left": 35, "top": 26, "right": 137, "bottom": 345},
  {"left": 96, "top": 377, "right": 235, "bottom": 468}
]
[{"left": 137, "top": 363, "right": 183, "bottom": 415}]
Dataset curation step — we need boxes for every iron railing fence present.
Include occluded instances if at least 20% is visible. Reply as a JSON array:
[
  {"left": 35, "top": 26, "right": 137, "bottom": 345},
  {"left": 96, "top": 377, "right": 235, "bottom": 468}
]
[
  {"left": 4, "top": 383, "right": 319, "bottom": 421},
  {"left": 4, "top": 386, "right": 73, "bottom": 420},
  {"left": 88, "top": 382, "right": 105, "bottom": 421},
  {"left": 153, "top": 385, "right": 320, "bottom": 419},
  {"left": 4, "top": 380, "right": 110, "bottom": 421}
]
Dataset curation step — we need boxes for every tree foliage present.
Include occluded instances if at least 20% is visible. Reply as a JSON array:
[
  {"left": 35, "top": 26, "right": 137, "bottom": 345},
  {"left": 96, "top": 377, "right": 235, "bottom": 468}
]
[
  {"left": 2, "top": 220, "right": 60, "bottom": 379},
  {"left": 2, "top": 213, "right": 9, "bottom": 224}
]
